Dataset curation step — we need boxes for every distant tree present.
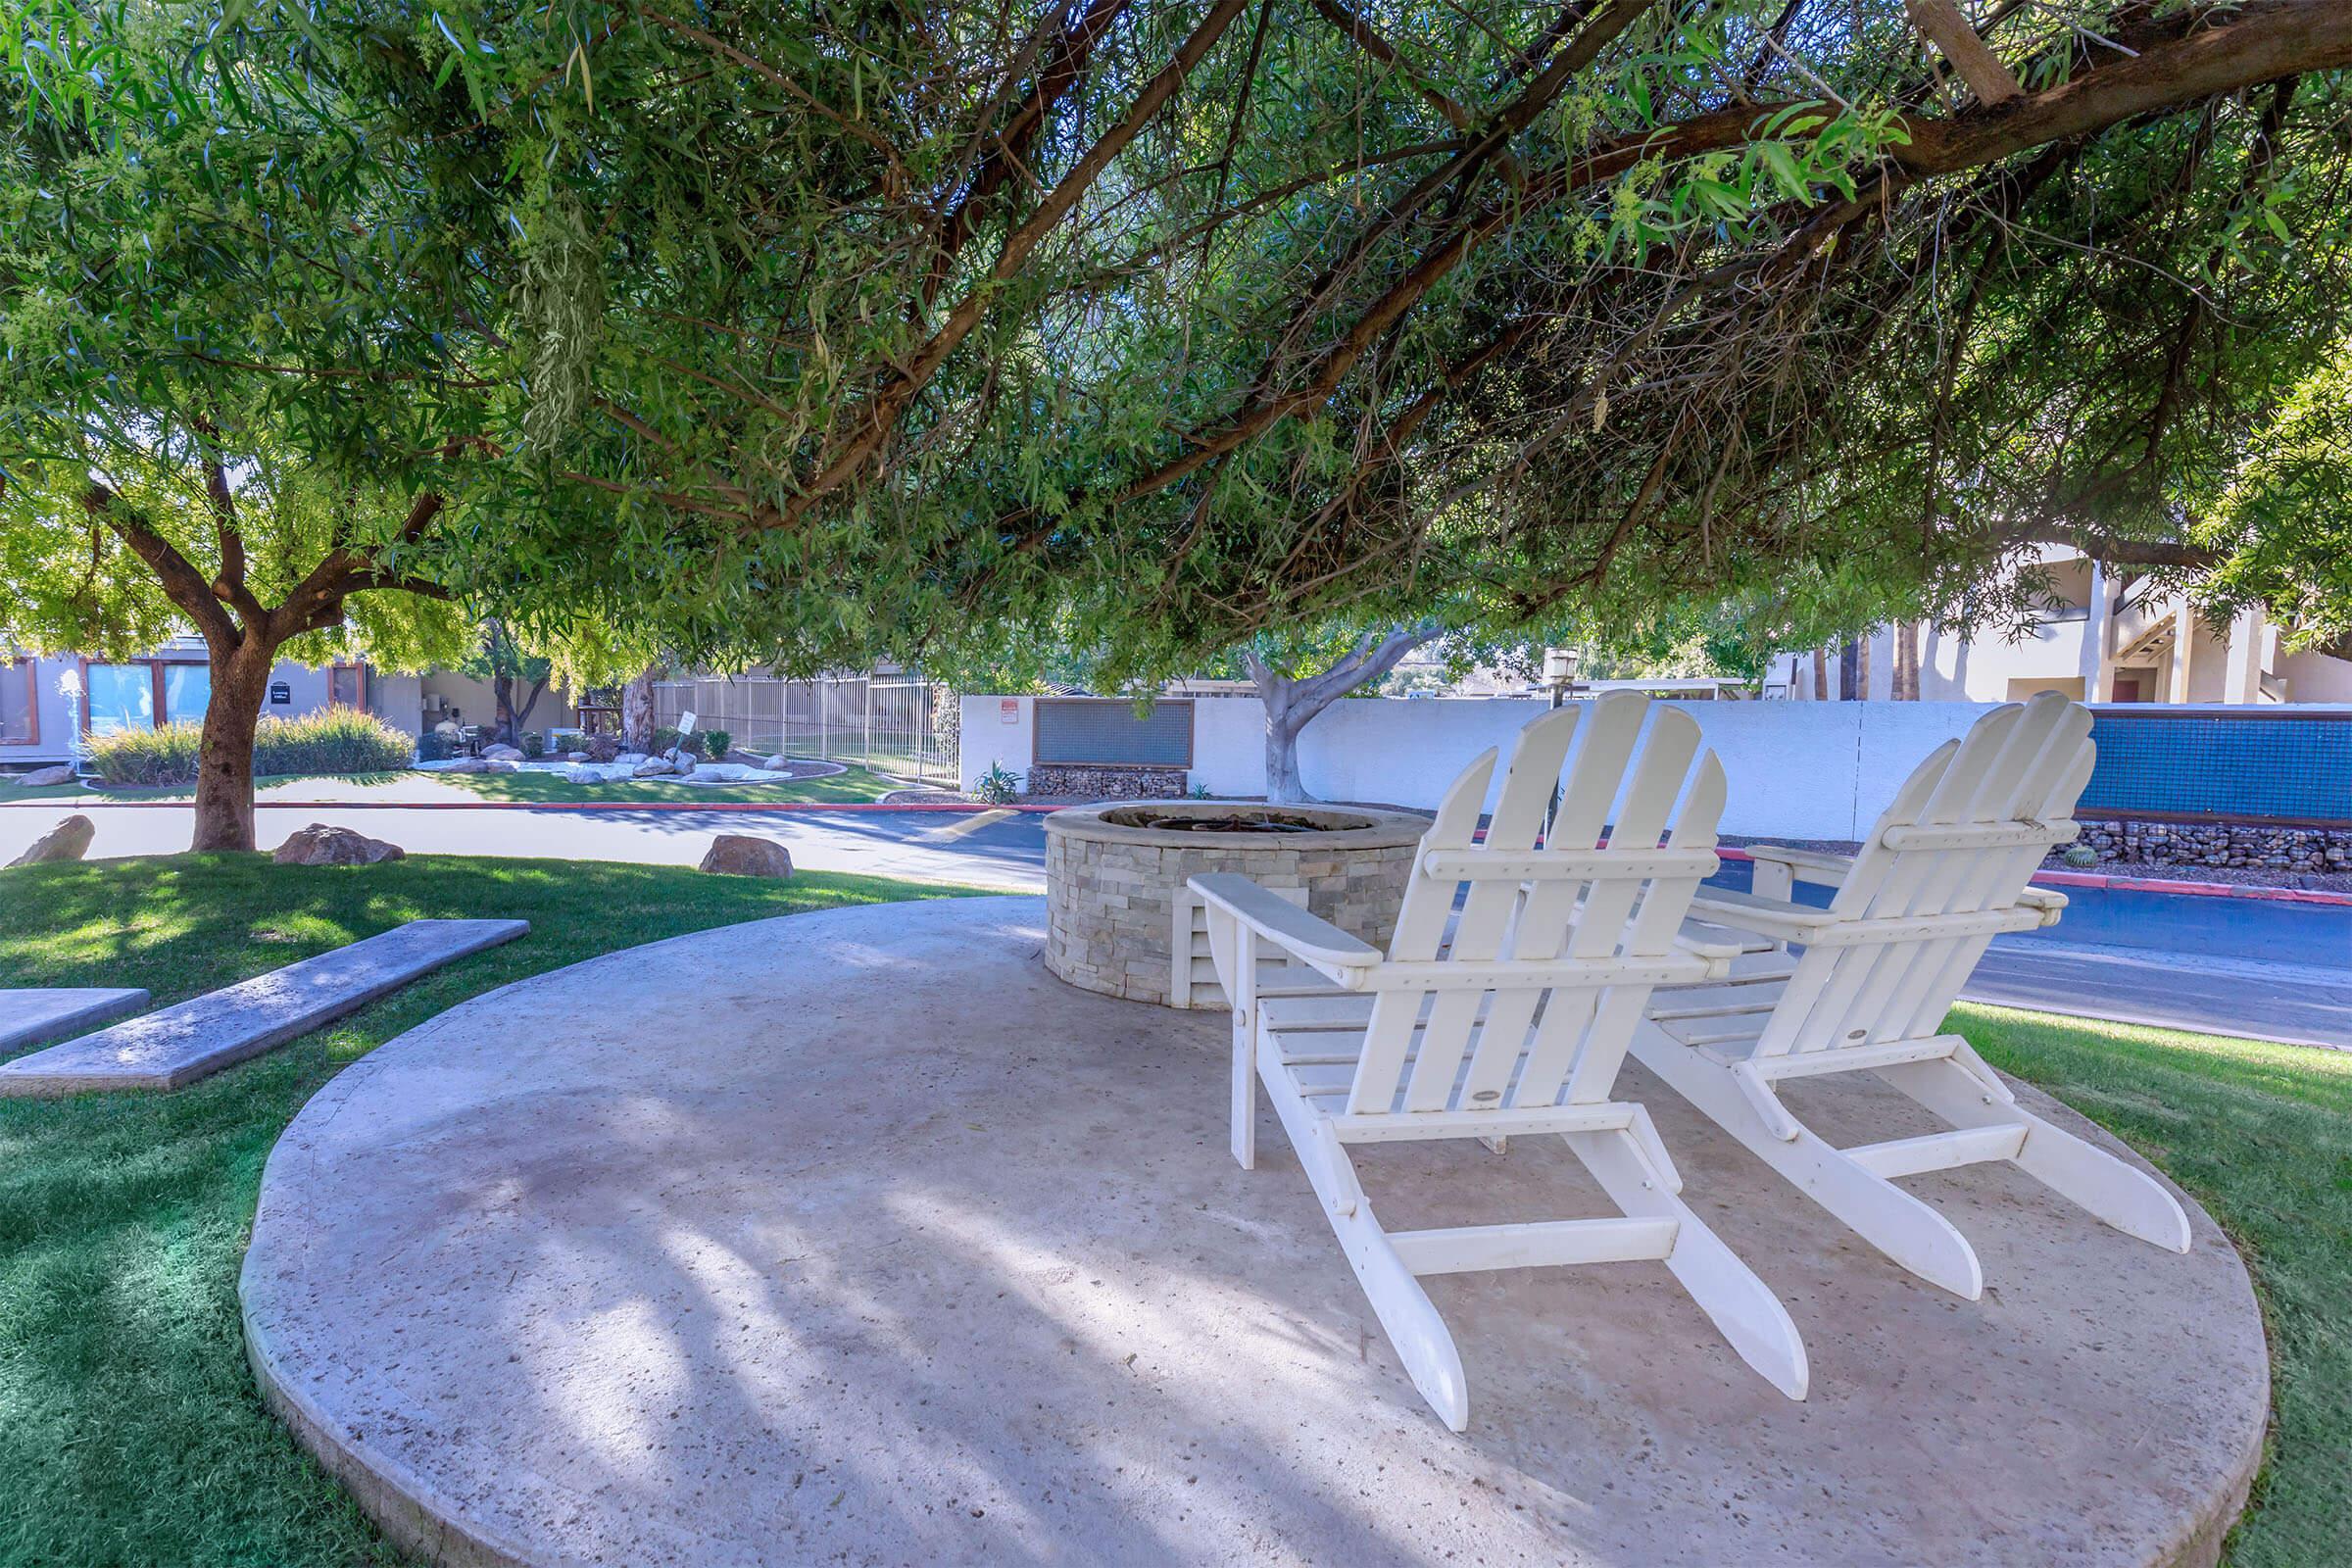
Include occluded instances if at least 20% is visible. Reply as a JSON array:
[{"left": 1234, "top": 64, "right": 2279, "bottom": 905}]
[
  {"left": 464, "top": 620, "right": 555, "bottom": 747},
  {"left": 1238, "top": 627, "right": 1445, "bottom": 804},
  {"left": 1, "top": 2, "right": 502, "bottom": 849}
]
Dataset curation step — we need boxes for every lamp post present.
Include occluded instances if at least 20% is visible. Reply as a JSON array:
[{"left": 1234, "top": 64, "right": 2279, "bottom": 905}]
[
  {"left": 1542, "top": 648, "right": 1581, "bottom": 841},
  {"left": 56, "top": 668, "right": 84, "bottom": 776}
]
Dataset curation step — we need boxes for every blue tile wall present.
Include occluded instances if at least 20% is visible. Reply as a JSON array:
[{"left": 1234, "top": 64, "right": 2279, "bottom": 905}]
[{"left": 2082, "top": 712, "right": 2352, "bottom": 822}]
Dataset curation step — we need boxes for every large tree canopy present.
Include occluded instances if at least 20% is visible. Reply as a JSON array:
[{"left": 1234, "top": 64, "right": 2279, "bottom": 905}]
[{"left": 10, "top": 0, "right": 2351, "bottom": 690}]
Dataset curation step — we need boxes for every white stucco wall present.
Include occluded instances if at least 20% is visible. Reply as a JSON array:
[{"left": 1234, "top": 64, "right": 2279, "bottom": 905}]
[{"left": 965, "top": 694, "right": 1995, "bottom": 841}]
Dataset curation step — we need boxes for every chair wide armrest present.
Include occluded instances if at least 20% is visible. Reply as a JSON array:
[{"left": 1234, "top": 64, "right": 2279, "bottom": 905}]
[
  {"left": 1745, "top": 843, "right": 1855, "bottom": 887},
  {"left": 1188, "top": 872, "right": 1382, "bottom": 981},
  {"left": 1670, "top": 926, "right": 1745, "bottom": 980},
  {"left": 1686, "top": 888, "right": 1838, "bottom": 943},
  {"left": 2016, "top": 886, "right": 2071, "bottom": 926}
]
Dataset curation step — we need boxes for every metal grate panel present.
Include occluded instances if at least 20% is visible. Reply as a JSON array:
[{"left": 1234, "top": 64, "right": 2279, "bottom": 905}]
[
  {"left": 2082, "top": 710, "right": 2352, "bottom": 823},
  {"left": 1033, "top": 699, "right": 1194, "bottom": 766}
]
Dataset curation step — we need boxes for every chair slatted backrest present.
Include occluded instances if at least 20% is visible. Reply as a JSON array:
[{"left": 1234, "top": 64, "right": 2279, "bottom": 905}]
[
  {"left": 1344, "top": 692, "right": 1727, "bottom": 1119},
  {"left": 1752, "top": 692, "right": 2095, "bottom": 1059}
]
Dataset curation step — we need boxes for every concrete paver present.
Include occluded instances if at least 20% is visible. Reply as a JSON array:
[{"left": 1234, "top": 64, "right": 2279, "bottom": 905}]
[
  {"left": 0, "top": 919, "right": 526, "bottom": 1095},
  {"left": 0, "top": 988, "right": 150, "bottom": 1053}
]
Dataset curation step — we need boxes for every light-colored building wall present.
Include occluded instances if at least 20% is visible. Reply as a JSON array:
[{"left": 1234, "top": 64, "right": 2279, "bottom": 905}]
[
  {"left": 2, "top": 643, "right": 429, "bottom": 767},
  {"left": 416, "top": 670, "right": 579, "bottom": 736}
]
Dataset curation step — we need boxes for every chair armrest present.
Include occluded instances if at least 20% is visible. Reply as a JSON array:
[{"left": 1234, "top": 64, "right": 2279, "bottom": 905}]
[
  {"left": 1188, "top": 873, "right": 1383, "bottom": 980},
  {"left": 1745, "top": 843, "right": 1855, "bottom": 887},
  {"left": 1686, "top": 887, "right": 1838, "bottom": 943},
  {"left": 2016, "top": 886, "right": 2070, "bottom": 926},
  {"left": 1670, "top": 925, "right": 1745, "bottom": 979}
]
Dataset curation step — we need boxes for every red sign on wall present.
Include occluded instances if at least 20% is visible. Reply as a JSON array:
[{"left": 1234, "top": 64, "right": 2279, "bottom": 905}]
[{"left": 1000, "top": 699, "right": 1020, "bottom": 724}]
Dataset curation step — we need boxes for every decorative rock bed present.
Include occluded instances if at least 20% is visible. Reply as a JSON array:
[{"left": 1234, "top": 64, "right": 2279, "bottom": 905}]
[{"left": 1043, "top": 799, "right": 1428, "bottom": 1007}]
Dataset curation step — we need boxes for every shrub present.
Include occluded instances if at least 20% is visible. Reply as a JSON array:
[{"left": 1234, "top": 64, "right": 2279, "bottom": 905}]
[
  {"left": 652, "top": 725, "right": 680, "bottom": 754},
  {"left": 520, "top": 730, "right": 545, "bottom": 759},
  {"left": 82, "top": 723, "right": 205, "bottom": 788},
  {"left": 416, "top": 731, "right": 455, "bottom": 762},
  {"left": 674, "top": 731, "right": 706, "bottom": 759},
  {"left": 84, "top": 709, "right": 416, "bottom": 787},
  {"left": 585, "top": 732, "right": 620, "bottom": 763},
  {"left": 702, "top": 728, "right": 733, "bottom": 760},
  {"left": 977, "top": 761, "right": 1022, "bottom": 805}
]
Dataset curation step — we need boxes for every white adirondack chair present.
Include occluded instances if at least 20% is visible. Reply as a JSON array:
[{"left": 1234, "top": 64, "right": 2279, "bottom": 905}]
[
  {"left": 1630, "top": 693, "right": 2192, "bottom": 1300},
  {"left": 1192, "top": 693, "right": 1808, "bottom": 1430}
]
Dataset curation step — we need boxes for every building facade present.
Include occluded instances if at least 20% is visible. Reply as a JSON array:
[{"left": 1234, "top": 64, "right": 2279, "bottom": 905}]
[
  {"left": 1, "top": 640, "right": 431, "bottom": 769},
  {"left": 1771, "top": 547, "right": 2352, "bottom": 705}
]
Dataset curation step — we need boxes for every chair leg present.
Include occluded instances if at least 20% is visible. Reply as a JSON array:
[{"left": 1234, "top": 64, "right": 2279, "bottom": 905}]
[
  {"left": 1259, "top": 1053, "right": 1469, "bottom": 1430},
  {"left": 1564, "top": 1126, "right": 1809, "bottom": 1400},
  {"left": 1231, "top": 1013, "right": 1256, "bottom": 1170},
  {"left": 1631, "top": 1026, "right": 1985, "bottom": 1299},
  {"left": 1875, "top": 1055, "right": 2192, "bottom": 1253}
]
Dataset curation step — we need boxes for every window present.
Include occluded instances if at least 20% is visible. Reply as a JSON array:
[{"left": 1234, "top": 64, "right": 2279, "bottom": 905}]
[
  {"left": 163, "top": 663, "right": 212, "bottom": 726},
  {"left": 85, "top": 663, "right": 156, "bottom": 737},
  {"left": 1032, "top": 699, "right": 1194, "bottom": 766},
  {"left": 80, "top": 659, "right": 210, "bottom": 736},
  {"left": 328, "top": 664, "right": 367, "bottom": 711},
  {"left": 0, "top": 658, "right": 34, "bottom": 745}
]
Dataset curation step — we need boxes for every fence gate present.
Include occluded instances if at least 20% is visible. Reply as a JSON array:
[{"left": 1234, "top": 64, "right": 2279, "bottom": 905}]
[{"left": 650, "top": 676, "right": 956, "bottom": 784}]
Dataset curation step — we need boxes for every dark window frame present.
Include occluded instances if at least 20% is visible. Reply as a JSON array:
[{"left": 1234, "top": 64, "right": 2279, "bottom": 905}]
[{"left": 0, "top": 655, "right": 37, "bottom": 746}]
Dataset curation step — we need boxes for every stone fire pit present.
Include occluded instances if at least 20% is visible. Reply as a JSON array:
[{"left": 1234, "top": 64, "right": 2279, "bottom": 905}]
[{"left": 1044, "top": 800, "right": 1429, "bottom": 1007}]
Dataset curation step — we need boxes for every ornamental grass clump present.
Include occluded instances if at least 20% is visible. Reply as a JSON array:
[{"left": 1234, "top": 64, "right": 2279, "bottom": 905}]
[{"left": 85, "top": 709, "right": 414, "bottom": 787}]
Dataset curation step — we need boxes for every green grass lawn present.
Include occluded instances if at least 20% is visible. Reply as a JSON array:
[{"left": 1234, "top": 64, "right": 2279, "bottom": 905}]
[
  {"left": 0, "top": 854, "right": 987, "bottom": 1567},
  {"left": 0, "top": 862, "right": 2341, "bottom": 1566},
  {"left": 5, "top": 762, "right": 906, "bottom": 806},
  {"left": 1955, "top": 1003, "right": 2352, "bottom": 1568},
  {"left": 436, "top": 760, "right": 902, "bottom": 804}
]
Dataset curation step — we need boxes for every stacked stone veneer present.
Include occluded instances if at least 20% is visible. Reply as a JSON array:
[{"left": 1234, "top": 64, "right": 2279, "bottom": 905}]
[
  {"left": 1044, "top": 802, "right": 1429, "bottom": 1007},
  {"left": 1025, "top": 763, "right": 1187, "bottom": 800},
  {"left": 2055, "top": 816, "right": 2351, "bottom": 875}
]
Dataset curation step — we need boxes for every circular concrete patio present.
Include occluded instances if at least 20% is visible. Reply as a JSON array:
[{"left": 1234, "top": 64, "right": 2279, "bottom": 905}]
[{"left": 241, "top": 896, "right": 2266, "bottom": 1567}]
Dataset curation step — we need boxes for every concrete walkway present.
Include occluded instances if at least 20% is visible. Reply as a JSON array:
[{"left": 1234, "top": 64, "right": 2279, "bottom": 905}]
[{"left": 242, "top": 897, "right": 2264, "bottom": 1568}]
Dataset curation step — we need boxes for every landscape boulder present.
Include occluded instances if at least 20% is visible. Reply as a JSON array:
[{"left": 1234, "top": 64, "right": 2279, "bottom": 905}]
[
  {"left": 482, "top": 759, "right": 520, "bottom": 773},
  {"left": 632, "top": 757, "right": 674, "bottom": 778},
  {"left": 272, "top": 824, "right": 406, "bottom": 866},
  {"left": 480, "top": 743, "right": 524, "bottom": 761},
  {"left": 13, "top": 764, "right": 77, "bottom": 789},
  {"left": 760, "top": 755, "right": 791, "bottom": 773},
  {"left": 699, "top": 835, "right": 794, "bottom": 878},
  {"left": 615, "top": 752, "right": 648, "bottom": 766},
  {"left": 6, "top": 813, "right": 94, "bottom": 867}
]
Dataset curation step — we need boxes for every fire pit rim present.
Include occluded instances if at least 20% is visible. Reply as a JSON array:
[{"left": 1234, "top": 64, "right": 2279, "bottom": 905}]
[{"left": 1044, "top": 798, "right": 1431, "bottom": 852}]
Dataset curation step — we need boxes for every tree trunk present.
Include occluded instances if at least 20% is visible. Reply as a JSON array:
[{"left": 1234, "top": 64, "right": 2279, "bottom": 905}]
[
  {"left": 191, "top": 637, "right": 275, "bottom": 853},
  {"left": 1892, "top": 620, "right": 1921, "bottom": 700},
  {"left": 1812, "top": 647, "right": 1829, "bottom": 701},
  {"left": 1838, "top": 637, "right": 1862, "bottom": 701},
  {"left": 621, "top": 668, "right": 657, "bottom": 751},
  {"left": 1244, "top": 626, "right": 1443, "bottom": 804},
  {"left": 491, "top": 674, "right": 547, "bottom": 744},
  {"left": 1261, "top": 677, "right": 1312, "bottom": 804}
]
